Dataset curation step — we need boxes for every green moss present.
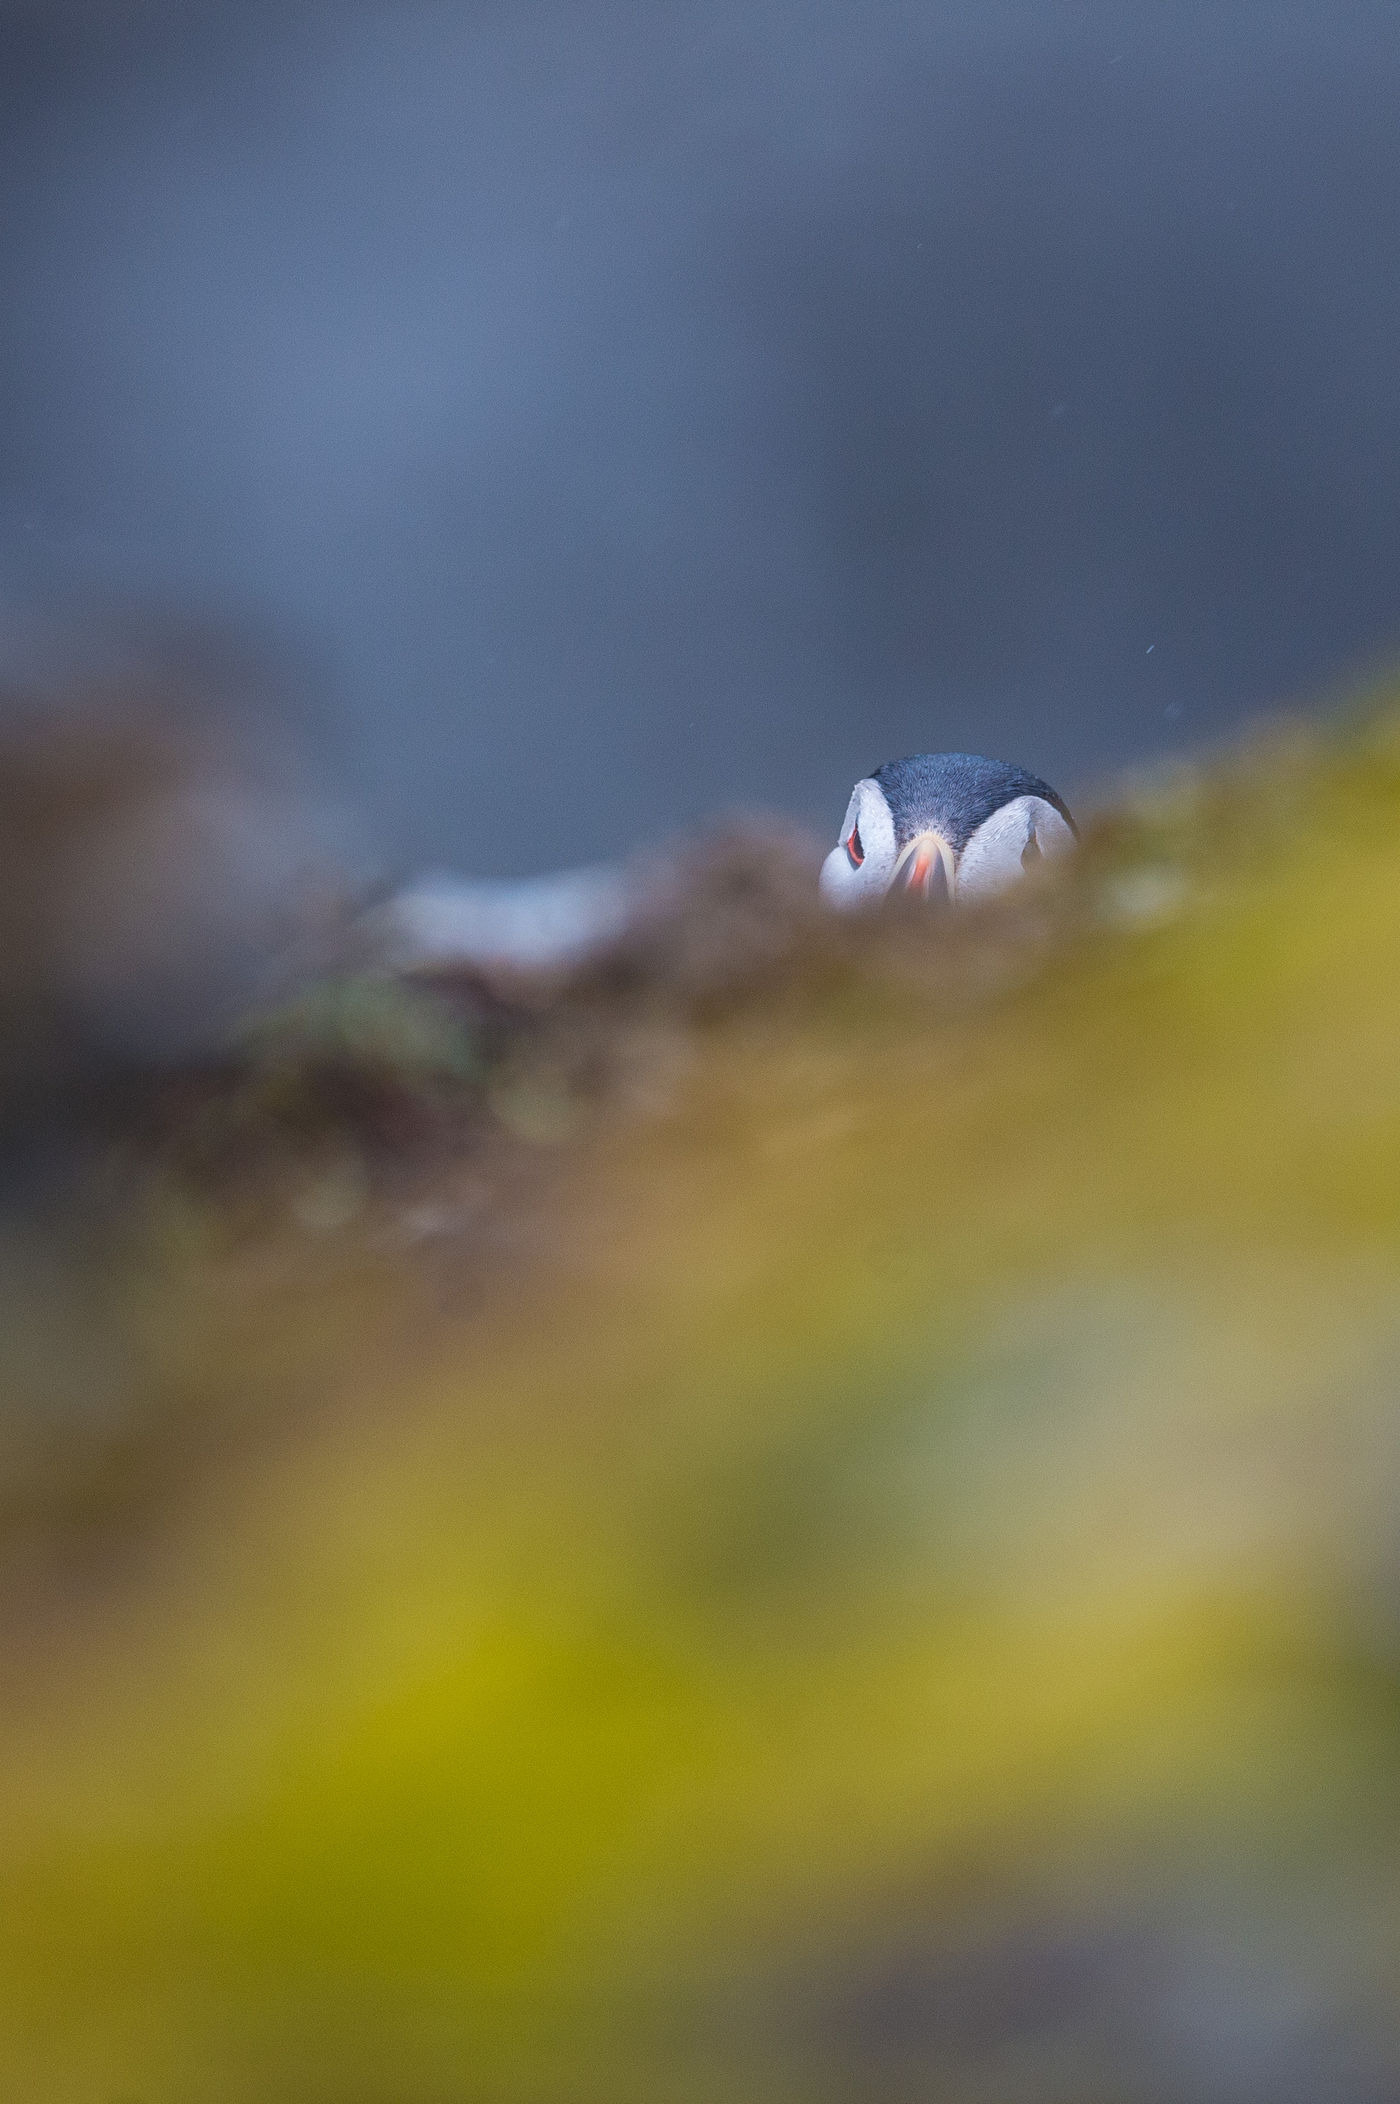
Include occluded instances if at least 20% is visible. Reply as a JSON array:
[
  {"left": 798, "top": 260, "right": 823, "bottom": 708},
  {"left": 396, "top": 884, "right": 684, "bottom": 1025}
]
[{"left": 8, "top": 695, "right": 1400, "bottom": 2095}]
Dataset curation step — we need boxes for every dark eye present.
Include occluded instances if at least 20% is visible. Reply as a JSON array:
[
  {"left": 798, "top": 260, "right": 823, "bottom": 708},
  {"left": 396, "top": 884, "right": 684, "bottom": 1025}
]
[{"left": 845, "top": 823, "right": 864, "bottom": 869}]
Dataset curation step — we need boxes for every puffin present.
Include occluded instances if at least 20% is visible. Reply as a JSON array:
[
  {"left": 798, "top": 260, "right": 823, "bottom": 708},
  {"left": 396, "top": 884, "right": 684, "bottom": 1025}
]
[
  {"left": 819, "top": 753, "right": 1076, "bottom": 908},
  {"left": 376, "top": 753, "right": 1076, "bottom": 975}
]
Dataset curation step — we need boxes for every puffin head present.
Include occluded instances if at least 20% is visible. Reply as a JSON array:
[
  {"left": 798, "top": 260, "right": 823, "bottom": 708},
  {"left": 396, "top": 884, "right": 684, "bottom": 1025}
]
[{"left": 819, "top": 753, "right": 1076, "bottom": 909}]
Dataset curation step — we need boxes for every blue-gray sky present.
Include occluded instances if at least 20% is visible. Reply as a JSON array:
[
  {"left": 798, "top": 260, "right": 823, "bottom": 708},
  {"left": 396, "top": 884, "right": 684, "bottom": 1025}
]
[{"left": 3, "top": 0, "right": 1400, "bottom": 872}]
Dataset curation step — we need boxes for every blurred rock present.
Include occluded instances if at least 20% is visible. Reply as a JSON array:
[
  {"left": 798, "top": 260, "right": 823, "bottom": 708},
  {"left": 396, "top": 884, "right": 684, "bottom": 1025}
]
[{"left": 0, "top": 639, "right": 359, "bottom": 1091}]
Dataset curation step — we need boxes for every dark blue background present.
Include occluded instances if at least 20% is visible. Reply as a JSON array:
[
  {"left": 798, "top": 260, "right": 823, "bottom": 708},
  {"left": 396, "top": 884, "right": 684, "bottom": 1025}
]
[{"left": 3, "top": 0, "right": 1399, "bottom": 871}]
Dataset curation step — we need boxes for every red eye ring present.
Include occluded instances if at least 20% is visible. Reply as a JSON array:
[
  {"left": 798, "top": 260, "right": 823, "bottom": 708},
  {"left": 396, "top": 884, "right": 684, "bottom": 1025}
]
[{"left": 845, "top": 823, "right": 864, "bottom": 869}]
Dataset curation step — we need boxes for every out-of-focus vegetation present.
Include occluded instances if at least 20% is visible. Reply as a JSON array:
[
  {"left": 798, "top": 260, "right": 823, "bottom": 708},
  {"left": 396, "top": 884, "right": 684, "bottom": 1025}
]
[{"left": 6, "top": 688, "right": 1400, "bottom": 2100}]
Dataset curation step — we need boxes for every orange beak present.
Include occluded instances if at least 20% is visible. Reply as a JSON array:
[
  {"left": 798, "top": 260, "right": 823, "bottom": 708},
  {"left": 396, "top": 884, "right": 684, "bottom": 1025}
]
[{"left": 892, "top": 830, "right": 956, "bottom": 902}]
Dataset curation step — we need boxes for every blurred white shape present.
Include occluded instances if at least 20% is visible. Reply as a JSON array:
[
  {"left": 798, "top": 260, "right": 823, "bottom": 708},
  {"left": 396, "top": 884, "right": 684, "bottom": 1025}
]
[
  {"left": 375, "top": 864, "right": 636, "bottom": 973},
  {"left": 1098, "top": 866, "right": 1191, "bottom": 929}
]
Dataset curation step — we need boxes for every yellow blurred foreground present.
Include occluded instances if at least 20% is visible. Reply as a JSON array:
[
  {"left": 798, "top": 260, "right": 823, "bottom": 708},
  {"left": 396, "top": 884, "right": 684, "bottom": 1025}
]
[{"left": 5, "top": 701, "right": 1400, "bottom": 2099}]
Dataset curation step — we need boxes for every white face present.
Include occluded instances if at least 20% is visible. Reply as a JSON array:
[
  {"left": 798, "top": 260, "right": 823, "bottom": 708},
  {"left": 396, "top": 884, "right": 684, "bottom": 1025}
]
[
  {"left": 956, "top": 795, "right": 1076, "bottom": 899},
  {"left": 820, "top": 784, "right": 1074, "bottom": 908},
  {"left": 818, "top": 778, "right": 898, "bottom": 906}
]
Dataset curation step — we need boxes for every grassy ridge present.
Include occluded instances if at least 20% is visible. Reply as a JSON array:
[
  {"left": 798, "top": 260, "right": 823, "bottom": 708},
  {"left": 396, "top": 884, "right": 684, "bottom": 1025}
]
[{"left": 5, "top": 700, "right": 1400, "bottom": 2096}]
